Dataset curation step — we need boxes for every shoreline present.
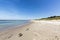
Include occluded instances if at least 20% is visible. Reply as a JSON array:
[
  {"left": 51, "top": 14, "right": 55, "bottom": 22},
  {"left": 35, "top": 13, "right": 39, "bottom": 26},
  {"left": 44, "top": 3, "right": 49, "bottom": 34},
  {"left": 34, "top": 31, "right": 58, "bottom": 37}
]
[
  {"left": 0, "top": 20, "right": 60, "bottom": 40},
  {"left": 0, "top": 20, "right": 32, "bottom": 32}
]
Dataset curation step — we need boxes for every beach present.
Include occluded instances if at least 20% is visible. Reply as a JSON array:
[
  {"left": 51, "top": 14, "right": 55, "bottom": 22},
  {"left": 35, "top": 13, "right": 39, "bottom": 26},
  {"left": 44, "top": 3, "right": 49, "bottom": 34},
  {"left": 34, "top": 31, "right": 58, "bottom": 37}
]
[{"left": 0, "top": 20, "right": 60, "bottom": 40}]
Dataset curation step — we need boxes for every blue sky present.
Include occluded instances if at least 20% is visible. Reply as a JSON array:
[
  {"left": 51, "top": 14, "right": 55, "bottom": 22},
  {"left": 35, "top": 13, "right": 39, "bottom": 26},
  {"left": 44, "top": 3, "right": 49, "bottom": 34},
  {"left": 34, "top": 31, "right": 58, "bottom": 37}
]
[{"left": 0, "top": 0, "right": 60, "bottom": 20}]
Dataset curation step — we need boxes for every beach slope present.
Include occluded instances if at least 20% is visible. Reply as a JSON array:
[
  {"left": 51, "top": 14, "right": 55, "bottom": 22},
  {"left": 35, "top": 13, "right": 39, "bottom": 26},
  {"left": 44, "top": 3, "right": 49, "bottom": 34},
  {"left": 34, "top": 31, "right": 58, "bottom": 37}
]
[{"left": 0, "top": 20, "right": 60, "bottom": 40}]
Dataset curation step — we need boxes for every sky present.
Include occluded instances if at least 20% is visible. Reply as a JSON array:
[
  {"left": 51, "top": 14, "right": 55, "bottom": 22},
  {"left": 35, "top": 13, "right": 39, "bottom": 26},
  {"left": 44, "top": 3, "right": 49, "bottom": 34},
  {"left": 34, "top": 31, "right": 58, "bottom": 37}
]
[{"left": 0, "top": 0, "right": 60, "bottom": 20}]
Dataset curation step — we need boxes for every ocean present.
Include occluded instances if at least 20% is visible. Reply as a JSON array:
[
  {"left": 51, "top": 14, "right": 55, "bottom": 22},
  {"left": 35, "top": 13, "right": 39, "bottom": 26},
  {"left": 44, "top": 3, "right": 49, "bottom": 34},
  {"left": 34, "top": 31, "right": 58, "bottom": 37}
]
[{"left": 0, "top": 20, "right": 29, "bottom": 31}]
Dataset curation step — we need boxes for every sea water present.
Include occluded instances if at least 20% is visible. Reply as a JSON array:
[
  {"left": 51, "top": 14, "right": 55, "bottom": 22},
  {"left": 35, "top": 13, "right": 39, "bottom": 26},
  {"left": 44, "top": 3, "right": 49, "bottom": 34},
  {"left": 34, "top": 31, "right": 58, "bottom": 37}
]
[{"left": 0, "top": 20, "right": 29, "bottom": 31}]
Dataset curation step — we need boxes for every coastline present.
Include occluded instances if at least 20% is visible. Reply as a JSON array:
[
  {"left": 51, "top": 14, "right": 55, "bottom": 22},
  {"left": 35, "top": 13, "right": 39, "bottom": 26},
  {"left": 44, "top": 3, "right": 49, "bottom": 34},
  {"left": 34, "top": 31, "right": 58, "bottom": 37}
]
[
  {"left": 0, "top": 20, "right": 60, "bottom": 40},
  {"left": 0, "top": 20, "right": 33, "bottom": 40},
  {"left": 0, "top": 20, "right": 31, "bottom": 32}
]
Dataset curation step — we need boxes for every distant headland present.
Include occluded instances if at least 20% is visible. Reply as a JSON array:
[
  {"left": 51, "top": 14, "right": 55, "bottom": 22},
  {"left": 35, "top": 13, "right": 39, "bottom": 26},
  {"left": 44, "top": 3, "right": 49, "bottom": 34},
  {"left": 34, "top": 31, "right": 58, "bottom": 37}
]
[{"left": 36, "top": 16, "right": 60, "bottom": 20}]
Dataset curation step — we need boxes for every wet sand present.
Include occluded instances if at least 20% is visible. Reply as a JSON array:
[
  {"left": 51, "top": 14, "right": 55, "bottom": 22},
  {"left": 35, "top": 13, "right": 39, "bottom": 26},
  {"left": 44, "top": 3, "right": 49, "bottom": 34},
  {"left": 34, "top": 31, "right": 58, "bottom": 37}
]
[{"left": 0, "top": 20, "right": 60, "bottom": 40}]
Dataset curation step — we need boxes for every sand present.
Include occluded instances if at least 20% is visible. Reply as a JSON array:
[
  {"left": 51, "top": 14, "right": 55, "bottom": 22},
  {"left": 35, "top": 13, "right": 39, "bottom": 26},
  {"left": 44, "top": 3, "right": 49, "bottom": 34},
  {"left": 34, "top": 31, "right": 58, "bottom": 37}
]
[{"left": 0, "top": 20, "right": 60, "bottom": 40}]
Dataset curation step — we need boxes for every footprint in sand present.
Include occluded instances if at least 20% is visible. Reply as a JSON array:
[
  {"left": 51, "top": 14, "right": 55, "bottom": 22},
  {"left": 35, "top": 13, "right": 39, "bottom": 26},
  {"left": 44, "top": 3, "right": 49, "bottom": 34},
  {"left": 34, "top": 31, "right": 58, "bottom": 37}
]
[
  {"left": 25, "top": 28, "right": 29, "bottom": 31},
  {"left": 18, "top": 33, "right": 23, "bottom": 37},
  {"left": 8, "top": 34, "right": 13, "bottom": 39},
  {"left": 1, "top": 34, "right": 13, "bottom": 40}
]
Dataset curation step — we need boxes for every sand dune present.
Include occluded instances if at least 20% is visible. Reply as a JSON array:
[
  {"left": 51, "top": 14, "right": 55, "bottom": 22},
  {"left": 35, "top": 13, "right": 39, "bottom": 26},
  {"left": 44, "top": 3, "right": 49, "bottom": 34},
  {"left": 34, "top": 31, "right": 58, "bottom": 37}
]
[{"left": 0, "top": 20, "right": 60, "bottom": 40}]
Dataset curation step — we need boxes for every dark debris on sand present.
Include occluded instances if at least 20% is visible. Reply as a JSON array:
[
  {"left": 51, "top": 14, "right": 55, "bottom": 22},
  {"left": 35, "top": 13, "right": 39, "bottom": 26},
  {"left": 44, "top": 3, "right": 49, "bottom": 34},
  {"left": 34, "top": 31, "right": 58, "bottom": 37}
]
[{"left": 18, "top": 33, "right": 23, "bottom": 37}]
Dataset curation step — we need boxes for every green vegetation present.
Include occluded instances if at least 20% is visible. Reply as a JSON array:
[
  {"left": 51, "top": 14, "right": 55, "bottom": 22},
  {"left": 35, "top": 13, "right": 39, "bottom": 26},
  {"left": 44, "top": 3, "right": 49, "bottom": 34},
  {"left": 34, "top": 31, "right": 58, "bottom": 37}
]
[{"left": 40, "top": 16, "right": 60, "bottom": 20}]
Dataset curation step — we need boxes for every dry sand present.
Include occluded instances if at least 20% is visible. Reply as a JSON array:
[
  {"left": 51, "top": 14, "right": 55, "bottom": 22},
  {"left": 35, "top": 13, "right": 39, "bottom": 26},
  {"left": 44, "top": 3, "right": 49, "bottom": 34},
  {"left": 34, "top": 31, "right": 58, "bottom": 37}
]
[{"left": 0, "top": 20, "right": 60, "bottom": 40}]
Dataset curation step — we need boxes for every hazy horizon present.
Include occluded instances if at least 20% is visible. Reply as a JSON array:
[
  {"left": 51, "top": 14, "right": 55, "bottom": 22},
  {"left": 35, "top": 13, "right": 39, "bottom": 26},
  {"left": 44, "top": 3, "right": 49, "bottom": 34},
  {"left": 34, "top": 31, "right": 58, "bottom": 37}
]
[{"left": 0, "top": 0, "right": 60, "bottom": 20}]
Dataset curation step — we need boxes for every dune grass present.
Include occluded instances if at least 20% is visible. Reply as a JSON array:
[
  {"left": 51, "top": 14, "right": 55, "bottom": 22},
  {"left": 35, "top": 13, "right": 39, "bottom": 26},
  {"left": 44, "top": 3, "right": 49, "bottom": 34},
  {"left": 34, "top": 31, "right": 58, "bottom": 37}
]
[{"left": 38, "top": 16, "right": 60, "bottom": 20}]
